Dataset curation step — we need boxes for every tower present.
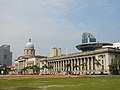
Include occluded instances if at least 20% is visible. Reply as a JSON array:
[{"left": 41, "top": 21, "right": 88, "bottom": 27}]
[
  {"left": 0, "top": 45, "right": 12, "bottom": 66},
  {"left": 82, "top": 32, "right": 96, "bottom": 43},
  {"left": 50, "top": 46, "right": 61, "bottom": 57},
  {"left": 24, "top": 39, "right": 35, "bottom": 57}
]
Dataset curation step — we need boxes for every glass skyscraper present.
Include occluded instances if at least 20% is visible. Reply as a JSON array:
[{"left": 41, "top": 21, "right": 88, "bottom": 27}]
[{"left": 82, "top": 32, "right": 96, "bottom": 43}]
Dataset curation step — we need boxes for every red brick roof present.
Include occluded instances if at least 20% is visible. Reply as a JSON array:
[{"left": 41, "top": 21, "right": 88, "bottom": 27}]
[{"left": 6, "top": 66, "right": 16, "bottom": 69}]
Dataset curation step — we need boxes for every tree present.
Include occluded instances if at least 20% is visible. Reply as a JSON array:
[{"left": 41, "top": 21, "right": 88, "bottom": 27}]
[
  {"left": 22, "top": 67, "right": 28, "bottom": 75},
  {"left": 47, "top": 65, "right": 53, "bottom": 74},
  {"left": 95, "top": 59, "right": 102, "bottom": 74},
  {"left": 21, "top": 65, "right": 40, "bottom": 75},
  {"left": 31, "top": 65, "right": 40, "bottom": 74},
  {"left": 21, "top": 66, "right": 32, "bottom": 75},
  {"left": 109, "top": 56, "right": 120, "bottom": 75},
  {"left": 95, "top": 59, "right": 101, "bottom": 68},
  {"left": 73, "top": 64, "right": 79, "bottom": 71},
  {"left": 73, "top": 64, "right": 80, "bottom": 75},
  {"left": 65, "top": 63, "right": 71, "bottom": 74},
  {"left": 80, "top": 63, "right": 87, "bottom": 74},
  {"left": 0, "top": 65, "right": 11, "bottom": 75},
  {"left": 41, "top": 64, "right": 48, "bottom": 74}
]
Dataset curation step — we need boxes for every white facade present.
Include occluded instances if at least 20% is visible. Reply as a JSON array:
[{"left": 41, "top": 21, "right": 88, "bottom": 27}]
[
  {"left": 15, "top": 39, "right": 47, "bottom": 74},
  {"left": 15, "top": 40, "right": 120, "bottom": 75},
  {"left": 43, "top": 48, "right": 120, "bottom": 75},
  {"left": 113, "top": 42, "right": 120, "bottom": 49},
  {"left": 102, "top": 42, "right": 120, "bottom": 49}
]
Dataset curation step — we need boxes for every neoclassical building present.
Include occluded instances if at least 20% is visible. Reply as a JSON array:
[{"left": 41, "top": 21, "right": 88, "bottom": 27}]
[
  {"left": 46, "top": 46, "right": 120, "bottom": 75},
  {"left": 15, "top": 39, "right": 47, "bottom": 74},
  {"left": 15, "top": 35, "right": 120, "bottom": 75}
]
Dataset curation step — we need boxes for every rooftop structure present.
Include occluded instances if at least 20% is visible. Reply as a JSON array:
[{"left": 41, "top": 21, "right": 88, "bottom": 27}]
[
  {"left": 24, "top": 39, "right": 35, "bottom": 57},
  {"left": 76, "top": 42, "right": 113, "bottom": 51},
  {"left": 102, "top": 42, "right": 120, "bottom": 49},
  {"left": 25, "top": 39, "right": 34, "bottom": 48},
  {"left": 82, "top": 32, "right": 96, "bottom": 43},
  {"left": 76, "top": 32, "right": 113, "bottom": 51}
]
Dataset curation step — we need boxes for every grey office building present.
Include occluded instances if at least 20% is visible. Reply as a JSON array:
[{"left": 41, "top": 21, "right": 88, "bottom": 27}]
[
  {"left": 82, "top": 32, "right": 96, "bottom": 43},
  {"left": 0, "top": 45, "right": 12, "bottom": 66}
]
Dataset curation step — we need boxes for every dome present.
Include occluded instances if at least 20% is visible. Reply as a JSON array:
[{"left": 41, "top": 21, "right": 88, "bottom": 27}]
[{"left": 25, "top": 39, "right": 34, "bottom": 48}]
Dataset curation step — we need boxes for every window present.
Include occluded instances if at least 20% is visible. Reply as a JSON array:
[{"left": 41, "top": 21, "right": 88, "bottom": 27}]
[{"left": 4, "top": 55, "right": 7, "bottom": 59}]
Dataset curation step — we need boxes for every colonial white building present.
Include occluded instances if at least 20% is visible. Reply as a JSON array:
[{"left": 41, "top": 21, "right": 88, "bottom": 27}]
[
  {"left": 15, "top": 39, "right": 120, "bottom": 75},
  {"left": 45, "top": 47, "right": 120, "bottom": 75},
  {"left": 15, "top": 39, "right": 47, "bottom": 74}
]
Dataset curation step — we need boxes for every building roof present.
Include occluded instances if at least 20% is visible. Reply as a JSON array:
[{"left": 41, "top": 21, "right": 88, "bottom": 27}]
[
  {"left": 35, "top": 55, "right": 47, "bottom": 58},
  {"left": 6, "top": 66, "right": 16, "bottom": 69},
  {"left": 76, "top": 42, "right": 113, "bottom": 51},
  {"left": 15, "top": 55, "right": 47, "bottom": 61},
  {"left": 25, "top": 39, "right": 34, "bottom": 48}
]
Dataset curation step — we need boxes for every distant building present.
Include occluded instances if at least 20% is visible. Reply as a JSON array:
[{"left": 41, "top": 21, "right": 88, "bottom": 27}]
[
  {"left": 0, "top": 45, "right": 12, "bottom": 66},
  {"left": 50, "top": 46, "right": 61, "bottom": 57},
  {"left": 113, "top": 42, "right": 120, "bottom": 49},
  {"left": 82, "top": 32, "right": 96, "bottom": 43},
  {"left": 102, "top": 42, "right": 120, "bottom": 49}
]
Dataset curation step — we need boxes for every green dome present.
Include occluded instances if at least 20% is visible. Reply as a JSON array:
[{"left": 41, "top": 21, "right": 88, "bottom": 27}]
[{"left": 25, "top": 39, "right": 34, "bottom": 48}]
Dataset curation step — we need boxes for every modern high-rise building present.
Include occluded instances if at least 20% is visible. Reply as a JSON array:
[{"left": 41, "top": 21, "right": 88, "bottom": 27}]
[
  {"left": 0, "top": 45, "right": 12, "bottom": 66},
  {"left": 50, "top": 46, "right": 61, "bottom": 57},
  {"left": 82, "top": 32, "right": 96, "bottom": 43}
]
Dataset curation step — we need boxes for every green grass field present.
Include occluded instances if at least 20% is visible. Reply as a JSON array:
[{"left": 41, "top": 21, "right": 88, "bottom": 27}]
[{"left": 0, "top": 76, "right": 120, "bottom": 90}]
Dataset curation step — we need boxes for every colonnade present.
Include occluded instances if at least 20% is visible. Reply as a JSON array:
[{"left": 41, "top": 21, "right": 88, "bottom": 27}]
[{"left": 47, "top": 56, "right": 104, "bottom": 74}]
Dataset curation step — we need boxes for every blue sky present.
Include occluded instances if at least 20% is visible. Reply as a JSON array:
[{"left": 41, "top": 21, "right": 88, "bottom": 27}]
[{"left": 0, "top": 0, "right": 120, "bottom": 60}]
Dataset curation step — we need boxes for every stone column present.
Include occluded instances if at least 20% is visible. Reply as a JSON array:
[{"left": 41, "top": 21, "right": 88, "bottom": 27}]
[
  {"left": 91, "top": 57, "right": 93, "bottom": 72},
  {"left": 68, "top": 60, "right": 70, "bottom": 72},
  {"left": 57, "top": 61, "right": 58, "bottom": 72},
  {"left": 65, "top": 60, "right": 67, "bottom": 71},
  {"left": 75, "top": 59, "right": 77, "bottom": 71},
  {"left": 60, "top": 61, "right": 62, "bottom": 72},
  {"left": 73, "top": 59, "right": 75, "bottom": 72},
  {"left": 84, "top": 58, "right": 87, "bottom": 74},
  {"left": 71, "top": 59, "right": 73, "bottom": 72},
  {"left": 78, "top": 58, "right": 80, "bottom": 71},
  {"left": 61, "top": 61, "right": 62, "bottom": 72},
  {"left": 93, "top": 57, "right": 95, "bottom": 73},
  {"left": 66, "top": 60, "right": 68, "bottom": 72},
  {"left": 58, "top": 61, "right": 59, "bottom": 72},
  {"left": 53, "top": 61, "right": 55, "bottom": 74},
  {"left": 89, "top": 57, "right": 91, "bottom": 74},
  {"left": 55, "top": 61, "right": 57, "bottom": 73},
  {"left": 87, "top": 57, "right": 89, "bottom": 73},
  {"left": 77, "top": 58, "right": 79, "bottom": 71},
  {"left": 54, "top": 62, "right": 55, "bottom": 73},
  {"left": 63, "top": 60, "right": 65, "bottom": 72},
  {"left": 82, "top": 58, "right": 85, "bottom": 74},
  {"left": 80, "top": 58, "right": 83, "bottom": 74}
]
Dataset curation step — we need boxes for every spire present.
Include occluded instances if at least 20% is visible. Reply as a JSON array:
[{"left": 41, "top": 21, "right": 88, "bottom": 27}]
[{"left": 29, "top": 38, "right": 31, "bottom": 42}]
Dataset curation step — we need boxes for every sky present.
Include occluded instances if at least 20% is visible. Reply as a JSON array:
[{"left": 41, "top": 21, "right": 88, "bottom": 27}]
[{"left": 0, "top": 0, "right": 120, "bottom": 60}]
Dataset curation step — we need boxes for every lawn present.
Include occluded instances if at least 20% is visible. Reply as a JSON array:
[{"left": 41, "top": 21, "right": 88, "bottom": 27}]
[{"left": 0, "top": 75, "right": 120, "bottom": 90}]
